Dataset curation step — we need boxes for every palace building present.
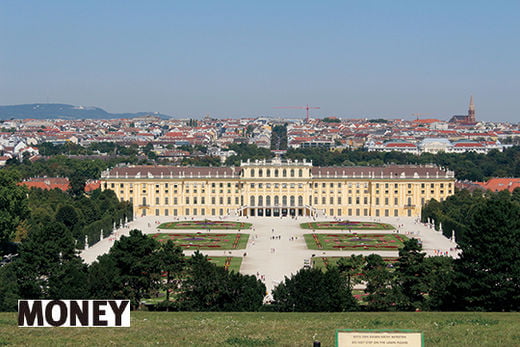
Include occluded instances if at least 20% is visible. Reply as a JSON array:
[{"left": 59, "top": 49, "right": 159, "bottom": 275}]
[{"left": 100, "top": 159, "right": 455, "bottom": 218}]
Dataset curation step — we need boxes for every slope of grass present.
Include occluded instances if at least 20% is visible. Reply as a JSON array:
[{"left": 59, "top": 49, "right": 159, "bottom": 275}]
[{"left": 2, "top": 312, "right": 519, "bottom": 346}]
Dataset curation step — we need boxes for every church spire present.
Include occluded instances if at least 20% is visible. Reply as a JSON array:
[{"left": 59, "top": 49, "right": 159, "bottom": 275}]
[{"left": 468, "top": 96, "right": 475, "bottom": 123}]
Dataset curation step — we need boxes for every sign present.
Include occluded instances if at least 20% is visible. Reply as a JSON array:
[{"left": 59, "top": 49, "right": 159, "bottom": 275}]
[
  {"left": 18, "top": 300, "right": 130, "bottom": 327},
  {"left": 336, "top": 329, "right": 423, "bottom": 347}
]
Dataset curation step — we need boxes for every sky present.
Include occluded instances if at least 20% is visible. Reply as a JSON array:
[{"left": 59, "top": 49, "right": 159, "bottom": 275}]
[{"left": 1, "top": 1, "right": 519, "bottom": 122}]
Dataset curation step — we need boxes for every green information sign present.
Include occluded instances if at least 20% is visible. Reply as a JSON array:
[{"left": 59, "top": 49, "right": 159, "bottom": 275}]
[{"left": 336, "top": 329, "right": 424, "bottom": 347}]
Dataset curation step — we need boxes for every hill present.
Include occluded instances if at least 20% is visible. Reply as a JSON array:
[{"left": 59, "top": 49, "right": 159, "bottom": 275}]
[
  {"left": 0, "top": 103, "right": 171, "bottom": 120},
  {"left": 1, "top": 311, "right": 518, "bottom": 346}
]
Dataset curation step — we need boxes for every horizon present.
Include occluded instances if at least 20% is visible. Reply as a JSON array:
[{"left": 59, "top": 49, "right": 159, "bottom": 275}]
[
  {"left": 3, "top": 100, "right": 513, "bottom": 124},
  {"left": 1, "top": 1, "right": 519, "bottom": 122}
]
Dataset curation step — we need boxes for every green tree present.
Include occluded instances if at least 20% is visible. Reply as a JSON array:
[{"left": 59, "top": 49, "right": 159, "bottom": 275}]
[
  {"left": 180, "top": 252, "right": 265, "bottom": 311},
  {"left": 0, "top": 263, "right": 19, "bottom": 311},
  {"left": 272, "top": 267, "right": 357, "bottom": 312},
  {"left": 451, "top": 196, "right": 520, "bottom": 311},
  {"left": 15, "top": 220, "right": 81, "bottom": 299},
  {"left": 394, "top": 239, "right": 427, "bottom": 311},
  {"left": 422, "top": 256, "right": 455, "bottom": 310},
  {"left": 107, "top": 229, "right": 161, "bottom": 309},
  {"left": 55, "top": 205, "right": 80, "bottom": 231},
  {"left": 0, "top": 171, "right": 28, "bottom": 250},
  {"left": 47, "top": 257, "right": 89, "bottom": 299},
  {"left": 335, "top": 255, "right": 365, "bottom": 291},
  {"left": 88, "top": 254, "right": 122, "bottom": 299},
  {"left": 155, "top": 240, "right": 184, "bottom": 303},
  {"left": 363, "top": 254, "right": 395, "bottom": 311}
]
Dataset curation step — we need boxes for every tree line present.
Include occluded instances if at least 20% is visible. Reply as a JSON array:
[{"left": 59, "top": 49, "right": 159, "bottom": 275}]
[
  {"left": 285, "top": 146, "right": 520, "bottom": 181},
  {"left": 0, "top": 171, "right": 132, "bottom": 254},
  {"left": 6, "top": 142, "right": 520, "bottom": 182},
  {"left": 0, "top": 229, "right": 266, "bottom": 312}
]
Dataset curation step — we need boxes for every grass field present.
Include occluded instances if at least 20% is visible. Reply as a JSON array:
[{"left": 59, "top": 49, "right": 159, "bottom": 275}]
[
  {"left": 203, "top": 256, "right": 243, "bottom": 272},
  {"left": 301, "top": 221, "right": 394, "bottom": 230},
  {"left": 151, "top": 233, "right": 249, "bottom": 250},
  {"left": 2, "top": 311, "right": 519, "bottom": 346},
  {"left": 313, "top": 256, "right": 398, "bottom": 270},
  {"left": 304, "top": 233, "right": 408, "bottom": 250},
  {"left": 158, "top": 220, "right": 252, "bottom": 230}
]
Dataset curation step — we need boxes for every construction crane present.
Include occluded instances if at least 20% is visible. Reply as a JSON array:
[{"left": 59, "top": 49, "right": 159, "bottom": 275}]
[{"left": 274, "top": 104, "right": 320, "bottom": 123}]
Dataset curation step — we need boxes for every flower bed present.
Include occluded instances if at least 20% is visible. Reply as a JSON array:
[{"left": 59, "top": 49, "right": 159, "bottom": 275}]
[
  {"left": 304, "top": 233, "right": 408, "bottom": 250},
  {"left": 150, "top": 233, "right": 249, "bottom": 250},
  {"left": 300, "top": 221, "right": 394, "bottom": 230},
  {"left": 158, "top": 220, "right": 252, "bottom": 230}
]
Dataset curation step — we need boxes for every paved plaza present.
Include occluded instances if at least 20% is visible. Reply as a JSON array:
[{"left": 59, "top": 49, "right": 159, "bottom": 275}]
[{"left": 80, "top": 215, "right": 458, "bottom": 293}]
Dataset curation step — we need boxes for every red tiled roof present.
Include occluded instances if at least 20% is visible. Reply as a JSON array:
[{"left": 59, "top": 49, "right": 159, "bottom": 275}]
[
  {"left": 85, "top": 181, "right": 101, "bottom": 192},
  {"left": 475, "top": 178, "right": 520, "bottom": 192},
  {"left": 453, "top": 142, "right": 483, "bottom": 147},
  {"left": 385, "top": 143, "right": 417, "bottom": 148},
  {"left": 19, "top": 177, "right": 70, "bottom": 191}
]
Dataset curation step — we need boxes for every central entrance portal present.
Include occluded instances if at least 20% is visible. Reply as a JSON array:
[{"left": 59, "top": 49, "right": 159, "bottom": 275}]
[{"left": 240, "top": 206, "right": 311, "bottom": 217}]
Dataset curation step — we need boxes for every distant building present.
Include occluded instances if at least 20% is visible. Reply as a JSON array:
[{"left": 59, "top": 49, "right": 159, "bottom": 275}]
[
  {"left": 18, "top": 177, "right": 100, "bottom": 192},
  {"left": 450, "top": 96, "right": 476, "bottom": 124},
  {"left": 418, "top": 138, "right": 452, "bottom": 154},
  {"left": 367, "top": 140, "right": 419, "bottom": 154},
  {"left": 475, "top": 178, "right": 520, "bottom": 192}
]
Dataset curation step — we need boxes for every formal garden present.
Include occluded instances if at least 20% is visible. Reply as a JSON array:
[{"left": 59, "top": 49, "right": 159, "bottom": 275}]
[
  {"left": 312, "top": 256, "right": 398, "bottom": 270},
  {"left": 304, "top": 233, "right": 408, "bottom": 250},
  {"left": 158, "top": 220, "right": 252, "bottom": 230},
  {"left": 300, "top": 220, "right": 394, "bottom": 230},
  {"left": 151, "top": 233, "right": 249, "bottom": 250}
]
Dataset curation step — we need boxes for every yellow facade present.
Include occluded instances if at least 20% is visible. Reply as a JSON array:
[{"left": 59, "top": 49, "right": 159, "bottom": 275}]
[{"left": 101, "top": 159, "right": 455, "bottom": 218}]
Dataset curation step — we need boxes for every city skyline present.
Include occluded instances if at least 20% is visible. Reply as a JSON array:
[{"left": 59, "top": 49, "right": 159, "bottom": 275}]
[{"left": 1, "top": 1, "right": 519, "bottom": 121}]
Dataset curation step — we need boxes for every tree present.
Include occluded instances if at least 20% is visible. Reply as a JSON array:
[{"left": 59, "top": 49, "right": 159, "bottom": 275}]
[
  {"left": 422, "top": 256, "right": 455, "bottom": 310},
  {"left": 0, "top": 171, "right": 28, "bottom": 250},
  {"left": 451, "top": 196, "right": 520, "bottom": 311},
  {"left": 15, "top": 220, "right": 77, "bottom": 299},
  {"left": 180, "top": 252, "right": 223, "bottom": 311},
  {"left": 0, "top": 263, "right": 19, "bottom": 311},
  {"left": 55, "top": 205, "right": 80, "bottom": 231},
  {"left": 47, "top": 257, "right": 89, "bottom": 299},
  {"left": 107, "top": 229, "right": 161, "bottom": 309},
  {"left": 335, "top": 255, "right": 365, "bottom": 291},
  {"left": 88, "top": 254, "right": 122, "bottom": 299},
  {"left": 272, "top": 267, "right": 357, "bottom": 312},
  {"left": 394, "top": 239, "right": 428, "bottom": 311},
  {"left": 180, "top": 252, "right": 265, "bottom": 311},
  {"left": 155, "top": 240, "right": 184, "bottom": 303},
  {"left": 363, "top": 254, "right": 395, "bottom": 311}
]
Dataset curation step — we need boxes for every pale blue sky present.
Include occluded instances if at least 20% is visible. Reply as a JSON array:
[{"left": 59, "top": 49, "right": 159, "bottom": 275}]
[{"left": 1, "top": 1, "right": 519, "bottom": 121}]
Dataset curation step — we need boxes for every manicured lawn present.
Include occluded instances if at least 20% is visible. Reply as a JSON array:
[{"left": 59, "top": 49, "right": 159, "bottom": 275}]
[
  {"left": 158, "top": 220, "right": 252, "bottom": 230},
  {"left": 301, "top": 221, "right": 394, "bottom": 230},
  {"left": 203, "top": 256, "right": 243, "bottom": 272},
  {"left": 304, "top": 233, "right": 408, "bottom": 250},
  {"left": 313, "top": 256, "right": 398, "bottom": 270},
  {"left": 150, "top": 233, "right": 249, "bottom": 250},
  {"left": 2, "top": 311, "right": 519, "bottom": 346}
]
